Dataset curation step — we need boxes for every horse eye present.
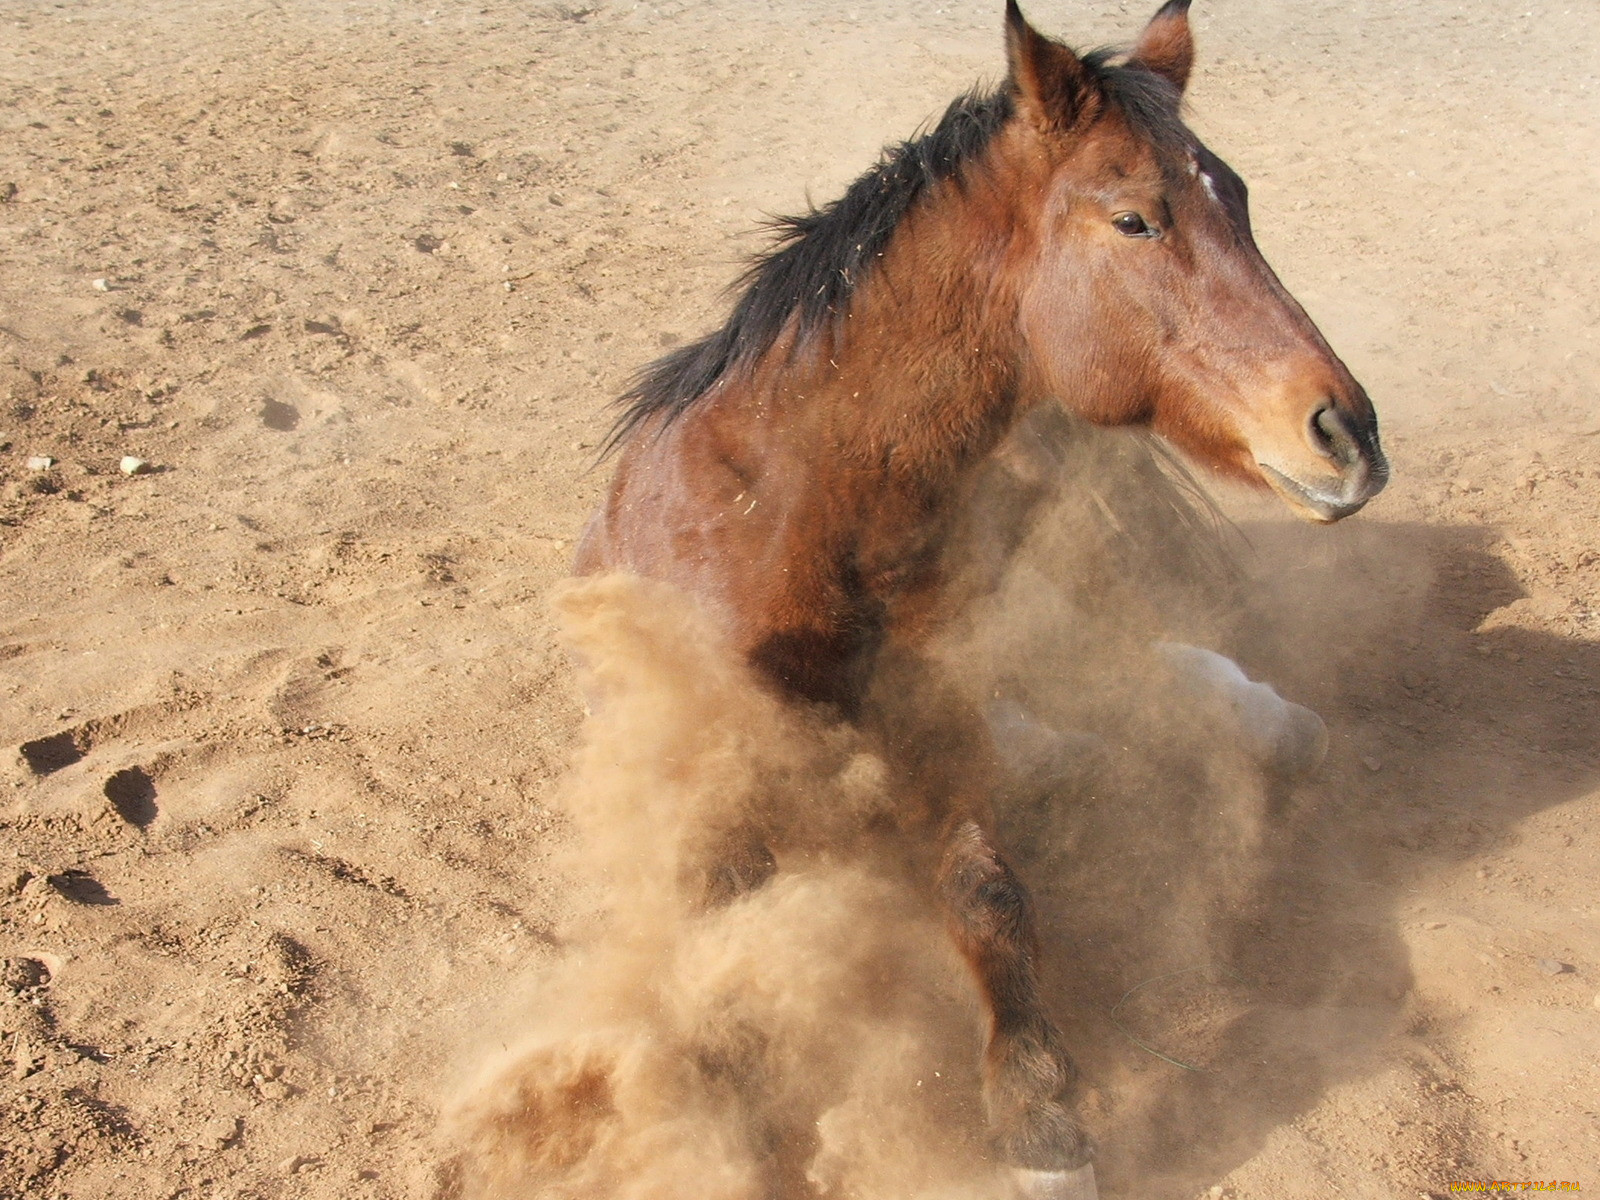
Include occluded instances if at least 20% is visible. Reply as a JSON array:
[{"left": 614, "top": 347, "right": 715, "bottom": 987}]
[{"left": 1113, "top": 211, "right": 1154, "bottom": 238}]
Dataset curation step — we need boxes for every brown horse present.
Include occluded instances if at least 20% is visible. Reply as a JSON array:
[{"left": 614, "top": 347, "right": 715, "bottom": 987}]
[{"left": 575, "top": 1, "right": 1386, "bottom": 1195}]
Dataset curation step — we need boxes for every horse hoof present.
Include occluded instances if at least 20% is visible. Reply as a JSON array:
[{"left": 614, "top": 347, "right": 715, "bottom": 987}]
[
  {"left": 1262, "top": 696, "right": 1328, "bottom": 782},
  {"left": 1156, "top": 642, "right": 1328, "bottom": 782},
  {"left": 1011, "top": 1164, "right": 1099, "bottom": 1200}
]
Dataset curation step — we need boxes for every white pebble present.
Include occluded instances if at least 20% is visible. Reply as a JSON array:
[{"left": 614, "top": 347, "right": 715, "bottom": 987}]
[
  {"left": 92, "top": 278, "right": 110, "bottom": 292},
  {"left": 25, "top": 455, "right": 54, "bottom": 471},
  {"left": 119, "top": 456, "right": 151, "bottom": 476}
]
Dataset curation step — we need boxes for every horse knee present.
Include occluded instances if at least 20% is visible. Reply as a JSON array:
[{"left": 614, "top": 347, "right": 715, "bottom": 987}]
[{"left": 940, "top": 820, "right": 1035, "bottom": 955}]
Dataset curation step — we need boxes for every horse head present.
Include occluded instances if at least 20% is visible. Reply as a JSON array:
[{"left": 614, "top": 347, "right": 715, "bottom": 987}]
[{"left": 1004, "top": 0, "right": 1387, "bottom": 522}]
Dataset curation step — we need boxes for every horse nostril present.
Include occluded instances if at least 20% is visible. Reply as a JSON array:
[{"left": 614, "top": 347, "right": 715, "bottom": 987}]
[{"left": 1309, "top": 404, "right": 1350, "bottom": 464}]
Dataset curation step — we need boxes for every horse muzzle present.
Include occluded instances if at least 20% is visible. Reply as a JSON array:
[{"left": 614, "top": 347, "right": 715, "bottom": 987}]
[{"left": 1259, "top": 401, "right": 1389, "bottom": 523}]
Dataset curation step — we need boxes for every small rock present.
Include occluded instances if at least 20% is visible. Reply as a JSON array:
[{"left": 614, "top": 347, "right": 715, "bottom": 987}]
[
  {"left": 92, "top": 278, "right": 111, "bottom": 292},
  {"left": 11, "top": 1034, "right": 41, "bottom": 1080},
  {"left": 257, "top": 1079, "right": 292, "bottom": 1101},
  {"left": 1423, "top": 921, "right": 1446, "bottom": 930},
  {"left": 25, "top": 455, "right": 55, "bottom": 471},
  {"left": 119, "top": 456, "right": 151, "bottom": 476},
  {"left": 1591, "top": 992, "right": 1599, "bottom": 1009},
  {"left": 1536, "top": 958, "right": 1572, "bottom": 976},
  {"left": 203, "top": 1115, "right": 242, "bottom": 1149},
  {"left": 1360, "top": 755, "right": 1383, "bottom": 772}
]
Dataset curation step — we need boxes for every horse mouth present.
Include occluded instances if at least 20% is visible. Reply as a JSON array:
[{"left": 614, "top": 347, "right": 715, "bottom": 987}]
[{"left": 1258, "top": 461, "right": 1382, "bottom": 523}]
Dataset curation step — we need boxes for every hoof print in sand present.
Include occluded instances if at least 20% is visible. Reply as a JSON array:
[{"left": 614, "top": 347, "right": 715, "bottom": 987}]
[
  {"left": 19, "top": 730, "right": 86, "bottom": 776},
  {"left": 260, "top": 397, "right": 301, "bottom": 431},
  {"left": 17, "top": 709, "right": 154, "bottom": 777},
  {"left": 47, "top": 870, "right": 119, "bottom": 906},
  {"left": 103, "top": 767, "right": 158, "bottom": 828}
]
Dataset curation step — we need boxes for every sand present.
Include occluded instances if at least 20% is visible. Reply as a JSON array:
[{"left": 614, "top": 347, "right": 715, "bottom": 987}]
[{"left": 1, "top": 1, "right": 1597, "bottom": 1197}]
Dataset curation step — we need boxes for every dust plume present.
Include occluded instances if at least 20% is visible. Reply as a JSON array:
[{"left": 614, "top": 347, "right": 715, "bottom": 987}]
[
  {"left": 442, "top": 573, "right": 1003, "bottom": 1200},
  {"left": 442, "top": 418, "right": 1365, "bottom": 1198},
  {"left": 939, "top": 412, "right": 1285, "bottom": 940}
]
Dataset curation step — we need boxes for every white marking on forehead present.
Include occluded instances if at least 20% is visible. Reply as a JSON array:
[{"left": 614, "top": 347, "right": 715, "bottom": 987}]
[{"left": 1187, "top": 151, "right": 1224, "bottom": 205}]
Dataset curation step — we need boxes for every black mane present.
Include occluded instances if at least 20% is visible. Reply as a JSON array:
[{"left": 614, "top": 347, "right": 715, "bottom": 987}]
[{"left": 603, "top": 56, "right": 1187, "bottom": 454}]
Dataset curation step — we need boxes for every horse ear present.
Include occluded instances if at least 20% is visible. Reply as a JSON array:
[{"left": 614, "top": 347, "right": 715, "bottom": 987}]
[
  {"left": 1005, "top": 0, "right": 1094, "bottom": 132},
  {"left": 1129, "top": 0, "right": 1195, "bottom": 93}
]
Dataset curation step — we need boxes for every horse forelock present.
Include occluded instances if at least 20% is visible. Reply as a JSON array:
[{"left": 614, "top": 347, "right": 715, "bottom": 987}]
[
  {"left": 601, "top": 52, "right": 1190, "bottom": 457},
  {"left": 1079, "top": 50, "right": 1193, "bottom": 181}
]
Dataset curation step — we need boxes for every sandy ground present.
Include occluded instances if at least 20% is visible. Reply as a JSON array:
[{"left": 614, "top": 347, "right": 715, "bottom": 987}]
[{"left": 1, "top": 1, "right": 1598, "bottom": 1197}]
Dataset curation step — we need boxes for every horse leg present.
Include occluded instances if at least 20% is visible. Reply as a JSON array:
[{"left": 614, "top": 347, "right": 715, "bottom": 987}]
[
  {"left": 864, "top": 647, "right": 1095, "bottom": 1195},
  {"left": 939, "top": 818, "right": 1097, "bottom": 1200}
]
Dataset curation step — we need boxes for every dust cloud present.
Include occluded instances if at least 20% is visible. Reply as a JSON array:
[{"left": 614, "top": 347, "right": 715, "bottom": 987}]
[
  {"left": 441, "top": 572, "right": 1002, "bottom": 1200},
  {"left": 440, "top": 418, "right": 1403, "bottom": 1198}
]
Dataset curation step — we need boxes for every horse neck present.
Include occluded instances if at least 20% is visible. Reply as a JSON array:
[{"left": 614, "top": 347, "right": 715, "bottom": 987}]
[{"left": 815, "top": 177, "right": 1028, "bottom": 497}]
